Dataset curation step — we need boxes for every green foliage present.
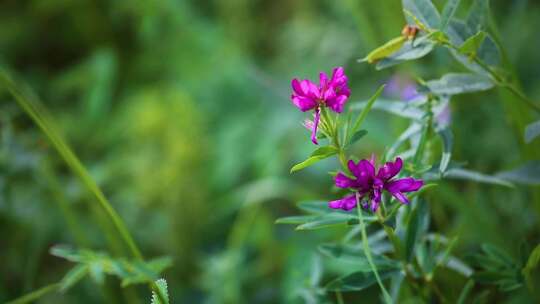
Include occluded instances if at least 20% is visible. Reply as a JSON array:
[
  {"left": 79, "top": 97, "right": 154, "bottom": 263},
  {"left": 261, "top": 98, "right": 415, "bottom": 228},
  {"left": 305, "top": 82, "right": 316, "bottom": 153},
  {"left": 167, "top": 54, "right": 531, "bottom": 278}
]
[
  {"left": 402, "top": 0, "right": 440, "bottom": 29},
  {"left": 151, "top": 279, "right": 169, "bottom": 304},
  {"left": 290, "top": 146, "right": 339, "bottom": 173},
  {"left": 425, "top": 73, "right": 494, "bottom": 95},
  {"left": 459, "top": 31, "right": 486, "bottom": 57},
  {"left": 470, "top": 244, "right": 524, "bottom": 292},
  {"left": 51, "top": 245, "right": 172, "bottom": 288},
  {"left": 325, "top": 269, "right": 399, "bottom": 292},
  {"left": 276, "top": 201, "right": 377, "bottom": 230},
  {"left": 440, "top": 0, "right": 461, "bottom": 31},
  {"left": 525, "top": 120, "right": 540, "bottom": 143}
]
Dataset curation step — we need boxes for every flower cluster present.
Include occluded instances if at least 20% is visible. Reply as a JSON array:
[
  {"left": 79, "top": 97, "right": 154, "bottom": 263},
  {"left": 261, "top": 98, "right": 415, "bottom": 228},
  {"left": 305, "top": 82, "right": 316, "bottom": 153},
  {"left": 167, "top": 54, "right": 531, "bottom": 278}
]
[
  {"left": 290, "top": 67, "right": 423, "bottom": 212},
  {"left": 290, "top": 67, "right": 350, "bottom": 144},
  {"left": 330, "top": 157, "right": 423, "bottom": 212}
]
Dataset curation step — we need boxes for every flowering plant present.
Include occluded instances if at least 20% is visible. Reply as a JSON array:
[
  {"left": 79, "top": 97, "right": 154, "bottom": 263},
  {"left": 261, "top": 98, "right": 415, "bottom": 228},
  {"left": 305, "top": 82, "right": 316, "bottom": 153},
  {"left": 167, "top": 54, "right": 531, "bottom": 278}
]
[{"left": 278, "top": 0, "right": 540, "bottom": 303}]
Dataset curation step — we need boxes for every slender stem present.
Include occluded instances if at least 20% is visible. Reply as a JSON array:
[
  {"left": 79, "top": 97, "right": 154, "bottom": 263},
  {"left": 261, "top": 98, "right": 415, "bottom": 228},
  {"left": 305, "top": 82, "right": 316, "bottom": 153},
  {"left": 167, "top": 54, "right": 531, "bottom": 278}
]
[
  {"left": 336, "top": 291, "right": 345, "bottom": 304},
  {"left": 356, "top": 198, "right": 393, "bottom": 304},
  {"left": 6, "top": 283, "right": 60, "bottom": 304}
]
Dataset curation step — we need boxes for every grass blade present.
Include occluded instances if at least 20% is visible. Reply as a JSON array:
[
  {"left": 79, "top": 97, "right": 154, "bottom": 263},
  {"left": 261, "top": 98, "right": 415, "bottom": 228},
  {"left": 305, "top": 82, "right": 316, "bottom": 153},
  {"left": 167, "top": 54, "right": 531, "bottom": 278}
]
[
  {"left": 0, "top": 70, "right": 143, "bottom": 260},
  {"left": 348, "top": 85, "right": 385, "bottom": 143}
]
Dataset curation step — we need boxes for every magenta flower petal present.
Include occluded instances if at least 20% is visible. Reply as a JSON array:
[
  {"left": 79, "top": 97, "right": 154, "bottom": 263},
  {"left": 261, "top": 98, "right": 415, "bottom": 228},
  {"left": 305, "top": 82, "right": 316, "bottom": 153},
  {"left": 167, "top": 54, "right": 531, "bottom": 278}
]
[
  {"left": 291, "top": 79, "right": 304, "bottom": 96},
  {"left": 328, "top": 194, "right": 358, "bottom": 211},
  {"left": 319, "top": 72, "right": 329, "bottom": 90},
  {"left": 310, "top": 108, "right": 321, "bottom": 145},
  {"left": 335, "top": 173, "right": 356, "bottom": 188},
  {"left": 330, "top": 67, "right": 346, "bottom": 86},
  {"left": 291, "top": 95, "right": 317, "bottom": 112},
  {"left": 304, "top": 80, "right": 320, "bottom": 99},
  {"left": 377, "top": 157, "right": 403, "bottom": 180},
  {"left": 326, "top": 94, "right": 348, "bottom": 113},
  {"left": 358, "top": 159, "right": 376, "bottom": 179},
  {"left": 386, "top": 177, "right": 423, "bottom": 193},
  {"left": 385, "top": 177, "right": 423, "bottom": 204}
]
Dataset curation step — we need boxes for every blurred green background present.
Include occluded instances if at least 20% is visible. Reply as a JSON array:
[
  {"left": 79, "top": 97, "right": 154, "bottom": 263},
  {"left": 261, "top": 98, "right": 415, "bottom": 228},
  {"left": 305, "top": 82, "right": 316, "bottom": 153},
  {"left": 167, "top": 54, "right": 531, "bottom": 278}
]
[{"left": 1, "top": 0, "right": 539, "bottom": 303}]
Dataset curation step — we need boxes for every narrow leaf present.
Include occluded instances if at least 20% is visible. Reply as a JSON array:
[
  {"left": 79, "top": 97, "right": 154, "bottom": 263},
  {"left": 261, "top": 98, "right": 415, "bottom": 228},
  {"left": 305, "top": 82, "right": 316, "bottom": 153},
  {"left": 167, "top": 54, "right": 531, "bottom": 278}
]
[
  {"left": 525, "top": 120, "right": 540, "bottom": 143},
  {"left": 296, "top": 214, "right": 358, "bottom": 230},
  {"left": 440, "top": 0, "right": 461, "bottom": 31},
  {"left": 402, "top": 0, "right": 441, "bottom": 29},
  {"left": 426, "top": 73, "right": 493, "bottom": 95},
  {"left": 495, "top": 161, "right": 540, "bottom": 185},
  {"left": 438, "top": 127, "right": 453, "bottom": 173},
  {"left": 459, "top": 31, "right": 486, "bottom": 55},
  {"left": 348, "top": 130, "right": 368, "bottom": 145},
  {"left": 275, "top": 215, "right": 316, "bottom": 225},
  {"left": 318, "top": 243, "right": 401, "bottom": 270},
  {"left": 60, "top": 265, "right": 89, "bottom": 292},
  {"left": 325, "top": 269, "right": 398, "bottom": 292},
  {"left": 444, "top": 168, "right": 514, "bottom": 187},
  {"left": 349, "top": 85, "right": 385, "bottom": 141},
  {"left": 457, "top": 280, "right": 475, "bottom": 304},
  {"left": 351, "top": 99, "right": 424, "bottom": 121},
  {"left": 290, "top": 146, "right": 338, "bottom": 173},
  {"left": 376, "top": 37, "right": 435, "bottom": 70},
  {"left": 361, "top": 37, "right": 406, "bottom": 64},
  {"left": 466, "top": 0, "right": 490, "bottom": 32}
]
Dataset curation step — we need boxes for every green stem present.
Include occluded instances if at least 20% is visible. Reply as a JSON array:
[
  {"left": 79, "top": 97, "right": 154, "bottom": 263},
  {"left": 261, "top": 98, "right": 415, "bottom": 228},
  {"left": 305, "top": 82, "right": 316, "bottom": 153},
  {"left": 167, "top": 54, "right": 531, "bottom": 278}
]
[
  {"left": 6, "top": 283, "right": 60, "bottom": 304},
  {"left": 336, "top": 290, "right": 345, "bottom": 304},
  {"left": 356, "top": 198, "right": 393, "bottom": 304},
  {"left": 440, "top": 40, "right": 540, "bottom": 114}
]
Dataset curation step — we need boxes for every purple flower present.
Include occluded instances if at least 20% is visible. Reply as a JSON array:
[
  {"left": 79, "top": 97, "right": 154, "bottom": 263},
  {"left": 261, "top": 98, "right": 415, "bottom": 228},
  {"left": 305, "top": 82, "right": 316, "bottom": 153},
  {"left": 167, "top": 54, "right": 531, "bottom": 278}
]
[
  {"left": 384, "top": 75, "right": 422, "bottom": 102},
  {"left": 291, "top": 67, "right": 351, "bottom": 144},
  {"left": 329, "top": 157, "right": 423, "bottom": 212}
]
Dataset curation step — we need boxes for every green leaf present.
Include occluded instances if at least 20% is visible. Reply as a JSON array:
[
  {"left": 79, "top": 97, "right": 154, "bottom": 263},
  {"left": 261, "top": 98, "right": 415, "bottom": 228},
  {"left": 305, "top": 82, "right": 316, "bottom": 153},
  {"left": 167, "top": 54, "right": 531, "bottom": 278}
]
[
  {"left": 477, "top": 34, "right": 501, "bottom": 66},
  {"left": 457, "top": 280, "right": 475, "bottom": 304},
  {"left": 523, "top": 244, "right": 540, "bottom": 292},
  {"left": 495, "top": 161, "right": 540, "bottom": 185},
  {"left": 318, "top": 243, "right": 401, "bottom": 270},
  {"left": 151, "top": 279, "right": 170, "bottom": 304},
  {"left": 50, "top": 245, "right": 84, "bottom": 263},
  {"left": 376, "top": 36, "right": 436, "bottom": 70},
  {"left": 426, "top": 73, "right": 493, "bottom": 95},
  {"left": 405, "top": 200, "right": 429, "bottom": 262},
  {"left": 296, "top": 214, "right": 358, "bottom": 230},
  {"left": 466, "top": 0, "right": 490, "bottom": 33},
  {"left": 402, "top": 0, "right": 441, "bottom": 29},
  {"left": 444, "top": 167, "right": 514, "bottom": 187},
  {"left": 275, "top": 215, "right": 316, "bottom": 225},
  {"left": 348, "top": 85, "right": 385, "bottom": 142},
  {"left": 325, "top": 269, "right": 398, "bottom": 292},
  {"left": 348, "top": 130, "right": 368, "bottom": 146},
  {"left": 60, "top": 265, "right": 89, "bottom": 292},
  {"left": 290, "top": 146, "right": 338, "bottom": 173},
  {"left": 525, "top": 120, "right": 540, "bottom": 143},
  {"left": 459, "top": 31, "right": 486, "bottom": 55},
  {"left": 440, "top": 0, "right": 461, "bottom": 31},
  {"left": 361, "top": 36, "right": 406, "bottom": 64},
  {"left": 351, "top": 99, "right": 423, "bottom": 121},
  {"left": 438, "top": 127, "right": 453, "bottom": 173},
  {"left": 297, "top": 200, "right": 334, "bottom": 214}
]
